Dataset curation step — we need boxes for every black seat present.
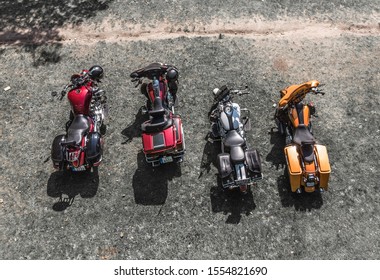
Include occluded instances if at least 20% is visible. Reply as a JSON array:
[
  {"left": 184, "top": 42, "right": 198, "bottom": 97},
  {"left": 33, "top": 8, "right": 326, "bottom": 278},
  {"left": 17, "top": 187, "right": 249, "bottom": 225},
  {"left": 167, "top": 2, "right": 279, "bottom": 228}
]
[
  {"left": 142, "top": 97, "right": 172, "bottom": 133},
  {"left": 62, "top": 115, "right": 90, "bottom": 146},
  {"left": 141, "top": 118, "right": 173, "bottom": 133},
  {"left": 293, "top": 124, "right": 315, "bottom": 146},
  {"left": 224, "top": 130, "right": 245, "bottom": 148},
  {"left": 301, "top": 144, "right": 315, "bottom": 163}
]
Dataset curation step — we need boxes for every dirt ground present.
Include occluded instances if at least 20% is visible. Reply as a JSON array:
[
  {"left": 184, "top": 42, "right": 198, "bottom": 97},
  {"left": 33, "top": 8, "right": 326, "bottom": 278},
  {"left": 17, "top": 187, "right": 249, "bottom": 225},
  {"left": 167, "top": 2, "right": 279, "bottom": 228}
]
[{"left": 0, "top": 0, "right": 379, "bottom": 259}]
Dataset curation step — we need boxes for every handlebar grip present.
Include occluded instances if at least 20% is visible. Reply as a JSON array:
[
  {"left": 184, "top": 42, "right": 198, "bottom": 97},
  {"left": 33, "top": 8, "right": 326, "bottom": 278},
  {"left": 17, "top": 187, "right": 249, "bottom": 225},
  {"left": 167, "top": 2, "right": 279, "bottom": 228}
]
[{"left": 130, "top": 72, "right": 139, "bottom": 79}]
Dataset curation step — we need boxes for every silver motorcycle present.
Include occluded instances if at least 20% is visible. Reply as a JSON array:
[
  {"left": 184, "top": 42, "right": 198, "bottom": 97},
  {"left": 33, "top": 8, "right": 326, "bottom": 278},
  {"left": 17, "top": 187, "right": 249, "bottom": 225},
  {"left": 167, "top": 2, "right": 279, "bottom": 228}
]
[{"left": 208, "top": 85, "right": 262, "bottom": 193}]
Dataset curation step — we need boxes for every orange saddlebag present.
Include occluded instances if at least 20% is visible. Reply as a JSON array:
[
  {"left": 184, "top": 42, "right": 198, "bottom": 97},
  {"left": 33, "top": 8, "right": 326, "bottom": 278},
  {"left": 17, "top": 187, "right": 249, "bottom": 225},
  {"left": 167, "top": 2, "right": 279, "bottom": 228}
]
[
  {"left": 284, "top": 145, "right": 302, "bottom": 192},
  {"left": 314, "top": 144, "right": 331, "bottom": 190}
]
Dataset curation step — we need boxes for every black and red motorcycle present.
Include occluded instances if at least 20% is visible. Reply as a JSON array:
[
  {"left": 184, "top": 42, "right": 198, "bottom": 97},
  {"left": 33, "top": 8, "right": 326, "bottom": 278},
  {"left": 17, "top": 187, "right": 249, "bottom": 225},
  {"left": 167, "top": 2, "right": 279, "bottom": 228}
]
[
  {"left": 51, "top": 66, "right": 107, "bottom": 172},
  {"left": 130, "top": 62, "right": 185, "bottom": 166}
]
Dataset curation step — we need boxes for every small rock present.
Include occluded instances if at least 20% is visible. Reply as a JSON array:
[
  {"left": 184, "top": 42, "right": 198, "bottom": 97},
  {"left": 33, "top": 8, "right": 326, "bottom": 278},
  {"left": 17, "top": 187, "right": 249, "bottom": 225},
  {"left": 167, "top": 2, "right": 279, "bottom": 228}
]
[
  {"left": 120, "top": 232, "right": 124, "bottom": 238},
  {"left": 0, "top": 198, "right": 3, "bottom": 204},
  {"left": 4, "top": 86, "right": 11, "bottom": 91}
]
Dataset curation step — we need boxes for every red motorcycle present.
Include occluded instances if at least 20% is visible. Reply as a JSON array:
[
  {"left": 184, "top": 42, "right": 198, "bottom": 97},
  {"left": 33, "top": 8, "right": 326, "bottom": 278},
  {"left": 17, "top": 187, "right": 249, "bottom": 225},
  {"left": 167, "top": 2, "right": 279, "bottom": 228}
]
[
  {"left": 51, "top": 66, "right": 107, "bottom": 172},
  {"left": 130, "top": 63, "right": 185, "bottom": 166}
]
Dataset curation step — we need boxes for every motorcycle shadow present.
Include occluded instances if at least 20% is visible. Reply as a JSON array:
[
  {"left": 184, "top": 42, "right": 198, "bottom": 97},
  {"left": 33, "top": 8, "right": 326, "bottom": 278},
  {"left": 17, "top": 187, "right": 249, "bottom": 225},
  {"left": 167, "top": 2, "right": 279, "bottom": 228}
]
[
  {"left": 121, "top": 107, "right": 148, "bottom": 144},
  {"left": 47, "top": 168, "right": 99, "bottom": 211},
  {"left": 210, "top": 180, "right": 256, "bottom": 224},
  {"left": 200, "top": 134, "right": 256, "bottom": 224},
  {"left": 266, "top": 127, "right": 287, "bottom": 170},
  {"left": 132, "top": 151, "right": 182, "bottom": 205},
  {"left": 199, "top": 134, "right": 220, "bottom": 179},
  {"left": 277, "top": 168, "right": 323, "bottom": 211}
]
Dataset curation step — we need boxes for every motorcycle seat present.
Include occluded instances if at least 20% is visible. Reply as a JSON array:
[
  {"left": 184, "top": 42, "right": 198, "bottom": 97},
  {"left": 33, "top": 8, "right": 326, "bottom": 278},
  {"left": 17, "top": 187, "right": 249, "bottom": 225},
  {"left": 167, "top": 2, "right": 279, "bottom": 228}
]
[
  {"left": 230, "top": 146, "right": 245, "bottom": 162},
  {"left": 293, "top": 124, "right": 315, "bottom": 146},
  {"left": 224, "top": 130, "right": 245, "bottom": 148},
  {"left": 141, "top": 116, "right": 173, "bottom": 133},
  {"left": 301, "top": 144, "right": 315, "bottom": 163},
  {"left": 62, "top": 115, "right": 90, "bottom": 146}
]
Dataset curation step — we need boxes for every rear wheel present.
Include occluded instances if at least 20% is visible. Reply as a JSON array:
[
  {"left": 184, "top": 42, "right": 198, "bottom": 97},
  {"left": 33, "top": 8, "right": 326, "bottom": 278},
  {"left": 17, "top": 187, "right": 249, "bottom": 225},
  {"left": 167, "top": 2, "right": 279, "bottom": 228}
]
[{"left": 239, "top": 185, "right": 248, "bottom": 194}]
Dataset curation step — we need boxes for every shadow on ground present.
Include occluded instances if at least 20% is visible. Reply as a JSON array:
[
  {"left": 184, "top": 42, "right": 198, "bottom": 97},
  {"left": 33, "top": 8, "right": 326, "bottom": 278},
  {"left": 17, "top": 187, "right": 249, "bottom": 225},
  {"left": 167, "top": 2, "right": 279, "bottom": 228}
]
[
  {"left": 0, "top": 0, "right": 113, "bottom": 66},
  {"left": 210, "top": 183, "right": 256, "bottom": 224},
  {"left": 198, "top": 134, "right": 220, "bottom": 179},
  {"left": 277, "top": 165, "right": 323, "bottom": 211},
  {"left": 47, "top": 168, "right": 99, "bottom": 211},
  {"left": 132, "top": 151, "right": 182, "bottom": 205},
  {"left": 266, "top": 127, "right": 286, "bottom": 170},
  {"left": 121, "top": 107, "right": 148, "bottom": 144}
]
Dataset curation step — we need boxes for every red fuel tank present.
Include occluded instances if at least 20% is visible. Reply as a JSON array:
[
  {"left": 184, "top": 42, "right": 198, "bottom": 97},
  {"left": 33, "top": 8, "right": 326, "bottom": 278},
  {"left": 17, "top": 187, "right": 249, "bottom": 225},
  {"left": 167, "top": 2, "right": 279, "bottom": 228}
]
[{"left": 67, "top": 85, "right": 92, "bottom": 115}]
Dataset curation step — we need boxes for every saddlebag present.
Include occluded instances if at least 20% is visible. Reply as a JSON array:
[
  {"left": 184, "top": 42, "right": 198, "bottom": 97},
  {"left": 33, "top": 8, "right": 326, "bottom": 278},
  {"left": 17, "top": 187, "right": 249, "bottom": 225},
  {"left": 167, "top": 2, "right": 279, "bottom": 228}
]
[
  {"left": 217, "top": 153, "right": 233, "bottom": 178},
  {"left": 86, "top": 132, "right": 102, "bottom": 166},
  {"left": 284, "top": 145, "right": 302, "bottom": 192},
  {"left": 51, "top": 134, "right": 65, "bottom": 168},
  {"left": 314, "top": 144, "right": 331, "bottom": 190},
  {"left": 245, "top": 149, "right": 262, "bottom": 174}
]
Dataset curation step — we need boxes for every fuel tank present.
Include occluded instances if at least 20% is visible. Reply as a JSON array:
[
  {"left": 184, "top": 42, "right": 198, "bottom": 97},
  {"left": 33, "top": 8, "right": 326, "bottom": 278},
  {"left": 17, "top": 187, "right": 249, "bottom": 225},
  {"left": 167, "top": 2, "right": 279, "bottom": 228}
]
[
  {"left": 289, "top": 104, "right": 310, "bottom": 128},
  {"left": 147, "top": 80, "right": 167, "bottom": 103},
  {"left": 67, "top": 85, "right": 92, "bottom": 115},
  {"left": 220, "top": 103, "right": 241, "bottom": 131}
]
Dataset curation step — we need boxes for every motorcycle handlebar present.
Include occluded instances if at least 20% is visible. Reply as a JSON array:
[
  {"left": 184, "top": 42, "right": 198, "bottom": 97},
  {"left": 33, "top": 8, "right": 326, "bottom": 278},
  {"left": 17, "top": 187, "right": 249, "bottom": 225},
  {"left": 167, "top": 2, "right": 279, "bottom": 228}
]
[
  {"left": 311, "top": 88, "right": 325, "bottom": 96},
  {"left": 214, "top": 86, "right": 250, "bottom": 103},
  {"left": 232, "top": 90, "right": 250, "bottom": 96},
  {"left": 59, "top": 90, "right": 66, "bottom": 100}
]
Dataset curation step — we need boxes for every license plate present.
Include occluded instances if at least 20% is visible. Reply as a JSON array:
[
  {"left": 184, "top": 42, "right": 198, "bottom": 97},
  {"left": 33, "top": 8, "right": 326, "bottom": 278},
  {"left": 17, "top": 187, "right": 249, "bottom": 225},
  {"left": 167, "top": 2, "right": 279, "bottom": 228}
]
[
  {"left": 159, "top": 156, "right": 173, "bottom": 164},
  {"left": 306, "top": 181, "right": 315, "bottom": 187},
  {"left": 71, "top": 166, "right": 87, "bottom": 172},
  {"left": 236, "top": 178, "right": 250, "bottom": 186}
]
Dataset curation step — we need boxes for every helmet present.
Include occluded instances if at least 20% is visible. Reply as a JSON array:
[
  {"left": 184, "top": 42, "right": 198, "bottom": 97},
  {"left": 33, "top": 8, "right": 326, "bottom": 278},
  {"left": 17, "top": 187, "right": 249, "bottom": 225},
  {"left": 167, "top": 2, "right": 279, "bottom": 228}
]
[
  {"left": 88, "top": 65, "right": 104, "bottom": 80},
  {"left": 166, "top": 67, "right": 178, "bottom": 81}
]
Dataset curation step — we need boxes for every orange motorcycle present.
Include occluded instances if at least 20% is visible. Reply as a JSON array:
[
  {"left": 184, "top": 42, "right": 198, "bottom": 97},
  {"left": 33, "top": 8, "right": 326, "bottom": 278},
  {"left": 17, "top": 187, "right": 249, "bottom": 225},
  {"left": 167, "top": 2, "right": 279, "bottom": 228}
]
[{"left": 275, "top": 80, "right": 331, "bottom": 193}]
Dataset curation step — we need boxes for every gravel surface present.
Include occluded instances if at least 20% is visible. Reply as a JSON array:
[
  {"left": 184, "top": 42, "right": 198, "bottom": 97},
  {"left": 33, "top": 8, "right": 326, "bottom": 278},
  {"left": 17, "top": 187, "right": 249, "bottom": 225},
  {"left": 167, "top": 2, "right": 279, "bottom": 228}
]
[{"left": 0, "top": 0, "right": 379, "bottom": 260}]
